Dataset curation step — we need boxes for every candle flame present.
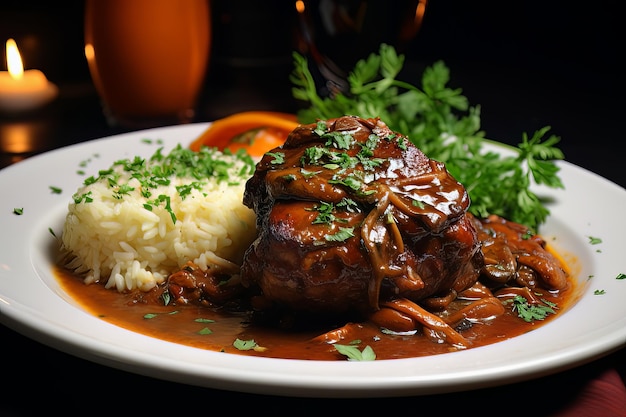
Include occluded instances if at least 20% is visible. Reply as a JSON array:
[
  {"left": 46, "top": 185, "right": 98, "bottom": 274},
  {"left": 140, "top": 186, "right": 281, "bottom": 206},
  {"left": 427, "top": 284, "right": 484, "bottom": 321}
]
[
  {"left": 5, "top": 39, "right": 25, "bottom": 80},
  {"left": 295, "top": 0, "right": 305, "bottom": 13}
]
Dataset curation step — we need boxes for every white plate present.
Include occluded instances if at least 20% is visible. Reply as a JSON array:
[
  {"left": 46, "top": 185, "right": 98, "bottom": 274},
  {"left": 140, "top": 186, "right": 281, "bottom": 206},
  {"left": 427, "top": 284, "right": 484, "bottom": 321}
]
[{"left": 1, "top": 123, "right": 625, "bottom": 398}]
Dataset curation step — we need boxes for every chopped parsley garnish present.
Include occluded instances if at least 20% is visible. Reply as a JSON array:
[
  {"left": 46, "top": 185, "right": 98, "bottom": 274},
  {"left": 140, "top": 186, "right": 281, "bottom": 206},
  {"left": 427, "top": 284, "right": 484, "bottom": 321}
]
[
  {"left": 300, "top": 168, "right": 321, "bottom": 178},
  {"left": 143, "top": 310, "right": 180, "bottom": 319},
  {"left": 73, "top": 191, "right": 93, "bottom": 204},
  {"left": 310, "top": 201, "right": 338, "bottom": 225},
  {"left": 329, "top": 173, "right": 366, "bottom": 192},
  {"left": 325, "top": 132, "right": 355, "bottom": 150},
  {"left": 233, "top": 338, "right": 267, "bottom": 352},
  {"left": 308, "top": 198, "right": 359, "bottom": 227},
  {"left": 266, "top": 151, "right": 285, "bottom": 164},
  {"left": 505, "top": 295, "right": 557, "bottom": 322},
  {"left": 587, "top": 236, "right": 602, "bottom": 245},
  {"left": 195, "top": 318, "right": 215, "bottom": 323},
  {"left": 71, "top": 144, "right": 255, "bottom": 224},
  {"left": 112, "top": 183, "right": 134, "bottom": 199},
  {"left": 411, "top": 199, "right": 425, "bottom": 209},
  {"left": 323, "top": 226, "right": 355, "bottom": 243},
  {"left": 333, "top": 343, "right": 376, "bottom": 361}
]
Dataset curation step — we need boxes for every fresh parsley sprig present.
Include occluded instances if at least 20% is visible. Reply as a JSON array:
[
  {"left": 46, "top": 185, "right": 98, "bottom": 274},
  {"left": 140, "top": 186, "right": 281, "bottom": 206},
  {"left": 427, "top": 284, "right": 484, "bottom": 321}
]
[{"left": 290, "top": 44, "right": 564, "bottom": 232}]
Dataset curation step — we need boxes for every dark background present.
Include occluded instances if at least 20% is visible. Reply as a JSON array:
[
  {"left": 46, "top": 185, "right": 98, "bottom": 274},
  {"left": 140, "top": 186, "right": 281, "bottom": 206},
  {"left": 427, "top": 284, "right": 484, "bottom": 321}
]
[
  {"left": 0, "top": 1, "right": 623, "bottom": 182},
  {"left": 0, "top": 1, "right": 624, "bottom": 416}
]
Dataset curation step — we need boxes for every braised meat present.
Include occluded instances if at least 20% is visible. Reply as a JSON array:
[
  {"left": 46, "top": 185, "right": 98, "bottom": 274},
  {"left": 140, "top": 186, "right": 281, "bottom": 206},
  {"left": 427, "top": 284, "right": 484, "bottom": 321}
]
[{"left": 240, "top": 115, "right": 484, "bottom": 317}]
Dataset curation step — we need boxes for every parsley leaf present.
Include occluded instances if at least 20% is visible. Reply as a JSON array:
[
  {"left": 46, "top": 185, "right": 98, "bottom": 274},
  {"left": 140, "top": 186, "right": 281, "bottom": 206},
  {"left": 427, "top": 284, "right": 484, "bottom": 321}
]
[
  {"left": 588, "top": 236, "right": 603, "bottom": 245},
  {"left": 233, "top": 338, "right": 267, "bottom": 352},
  {"left": 505, "top": 295, "right": 557, "bottom": 322},
  {"left": 333, "top": 343, "right": 377, "bottom": 361},
  {"left": 324, "top": 226, "right": 355, "bottom": 243}
]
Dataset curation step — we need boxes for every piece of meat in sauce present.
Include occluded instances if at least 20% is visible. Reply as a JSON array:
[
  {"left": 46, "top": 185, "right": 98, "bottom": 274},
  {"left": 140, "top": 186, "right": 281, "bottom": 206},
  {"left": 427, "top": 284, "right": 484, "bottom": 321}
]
[
  {"left": 240, "top": 115, "right": 484, "bottom": 317},
  {"left": 470, "top": 213, "right": 569, "bottom": 292}
]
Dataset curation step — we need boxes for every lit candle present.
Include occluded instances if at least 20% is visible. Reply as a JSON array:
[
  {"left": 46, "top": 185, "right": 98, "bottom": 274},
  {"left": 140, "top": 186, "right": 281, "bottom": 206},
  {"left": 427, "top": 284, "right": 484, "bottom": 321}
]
[{"left": 0, "top": 38, "right": 58, "bottom": 113}]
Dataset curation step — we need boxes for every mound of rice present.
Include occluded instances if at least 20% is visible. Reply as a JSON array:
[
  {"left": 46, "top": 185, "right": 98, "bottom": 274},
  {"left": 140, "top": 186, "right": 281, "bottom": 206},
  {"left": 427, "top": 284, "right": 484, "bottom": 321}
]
[{"left": 61, "top": 144, "right": 258, "bottom": 292}]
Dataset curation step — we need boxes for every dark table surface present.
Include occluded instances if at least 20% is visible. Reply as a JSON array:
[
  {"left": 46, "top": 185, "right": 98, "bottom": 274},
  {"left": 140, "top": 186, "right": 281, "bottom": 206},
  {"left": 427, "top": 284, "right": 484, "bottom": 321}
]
[{"left": 1, "top": 1, "right": 625, "bottom": 416}]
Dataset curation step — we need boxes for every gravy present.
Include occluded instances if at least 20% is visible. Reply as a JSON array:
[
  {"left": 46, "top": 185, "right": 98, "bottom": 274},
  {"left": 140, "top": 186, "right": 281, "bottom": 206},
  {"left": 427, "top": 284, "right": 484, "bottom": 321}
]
[{"left": 54, "top": 261, "right": 580, "bottom": 361}]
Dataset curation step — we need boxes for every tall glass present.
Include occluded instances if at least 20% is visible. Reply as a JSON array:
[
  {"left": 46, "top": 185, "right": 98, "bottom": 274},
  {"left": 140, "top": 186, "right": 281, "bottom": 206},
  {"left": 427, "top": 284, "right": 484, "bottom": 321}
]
[{"left": 84, "top": 0, "right": 211, "bottom": 128}]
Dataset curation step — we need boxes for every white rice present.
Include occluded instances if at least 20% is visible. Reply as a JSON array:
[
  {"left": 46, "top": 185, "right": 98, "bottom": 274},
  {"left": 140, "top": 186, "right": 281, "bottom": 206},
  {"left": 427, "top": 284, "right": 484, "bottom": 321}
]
[{"left": 60, "top": 144, "right": 257, "bottom": 292}]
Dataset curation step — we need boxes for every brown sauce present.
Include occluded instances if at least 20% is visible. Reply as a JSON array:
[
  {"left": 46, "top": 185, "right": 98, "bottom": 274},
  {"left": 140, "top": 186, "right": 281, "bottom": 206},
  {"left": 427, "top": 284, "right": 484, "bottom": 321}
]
[{"left": 53, "top": 254, "right": 581, "bottom": 361}]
